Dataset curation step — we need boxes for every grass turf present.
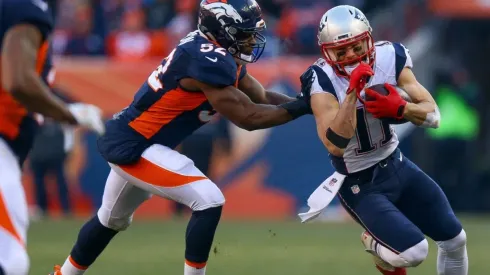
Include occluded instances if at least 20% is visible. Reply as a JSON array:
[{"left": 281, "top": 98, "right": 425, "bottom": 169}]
[{"left": 28, "top": 216, "right": 489, "bottom": 274}]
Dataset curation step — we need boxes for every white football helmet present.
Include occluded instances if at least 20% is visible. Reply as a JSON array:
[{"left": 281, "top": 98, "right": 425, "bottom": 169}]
[{"left": 317, "top": 5, "right": 375, "bottom": 77}]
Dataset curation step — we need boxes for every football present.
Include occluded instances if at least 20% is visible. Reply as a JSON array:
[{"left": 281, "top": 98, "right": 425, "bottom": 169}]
[{"left": 364, "top": 84, "right": 411, "bottom": 124}]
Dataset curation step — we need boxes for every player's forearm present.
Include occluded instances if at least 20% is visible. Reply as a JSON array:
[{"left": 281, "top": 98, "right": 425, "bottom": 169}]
[
  {"left": 239, "top": 104, "right": 293, "bottom": 131},
  {"left": 329, "top": 92, "right": 358, "bottom": 138},
  {"left": 11, "top": 72, "right": 77, "bottom": 124},
  {"left": 403, "top": 101, "right": 440, "bottom": 128},
  {"left": 265, "top": 90, "right": 295, "bottom": 105}
]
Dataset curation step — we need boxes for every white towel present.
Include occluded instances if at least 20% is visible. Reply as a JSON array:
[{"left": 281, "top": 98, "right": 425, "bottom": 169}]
[{"left": 298, "top": 172, "right": 346, "bottom": 223}]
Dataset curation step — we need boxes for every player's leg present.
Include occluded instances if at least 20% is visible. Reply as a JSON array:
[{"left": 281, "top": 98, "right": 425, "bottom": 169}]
[
  {"left": 53, "top": 155, "right": 71, "bottom": 215},
  {"left": 338, "top": 173, "right": 428, "bottom": 272},
  {"left": 31, "top": 160, "right": 49, "bottom": 216},
  {"left": 396, "top": 158, "right": 467, "bottom": 275},
  {"left": 111, "top": 144, "right": 225, "bottom": 275},
  {"left": 0, "top": 140, "right": 30, "bottom": 275},
  {"left": 56, "top": 169, "right": 152, "bottom": 275}
]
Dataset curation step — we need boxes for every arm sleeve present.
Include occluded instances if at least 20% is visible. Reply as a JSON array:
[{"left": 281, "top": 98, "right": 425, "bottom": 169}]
[
  {"left": 393, "top": 42, "right": 413, "bottom": 80},
  {"left": 186, "top": 50, "right": 238, "bottom": 88},
  {"left": 308, "top": 65, "right": 338, "bottom": 100}
]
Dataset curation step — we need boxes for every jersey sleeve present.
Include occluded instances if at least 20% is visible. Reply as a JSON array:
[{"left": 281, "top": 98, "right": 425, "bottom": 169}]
[
  {"left": 185, "top": 43, "right": 238, "bottom": 88},
  {"left": 306, "top": 65, "right": 338, "bottom": 99},
  {"left": 393, "top": 42, "right": 413, "bottom": 80},
  {"left": 4, "top": 0, "right": 54, "bottom": 40}
]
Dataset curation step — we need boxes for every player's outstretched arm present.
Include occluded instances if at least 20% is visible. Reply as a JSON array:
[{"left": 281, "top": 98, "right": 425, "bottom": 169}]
[
  {"left": 185, "top": 78, "right": 308, "bottom": 131},
  {"left": 398, "top": 67, "right": 440, "bottom": 128},
  {"left": 1, "top": 25, "right": 76, "bottom": 124},
  {"left": 238, "top": 73, "right": 295, "bottom": 105}
]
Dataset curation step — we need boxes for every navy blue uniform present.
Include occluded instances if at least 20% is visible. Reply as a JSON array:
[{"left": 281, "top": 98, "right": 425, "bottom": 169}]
[
  {"left": 337, "top": 148, "right": 462, "bottom": 253},
  {"left": 0, "top": 0, "right": 54, "bottom": 165},
  {"left": 98, "top": 31, "right": 247, "bottom": 165}
]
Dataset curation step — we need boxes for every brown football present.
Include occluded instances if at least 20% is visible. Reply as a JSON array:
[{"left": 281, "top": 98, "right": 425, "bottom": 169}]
[{"left": 364, "top": 84, "right": 411, "bottom": 124}]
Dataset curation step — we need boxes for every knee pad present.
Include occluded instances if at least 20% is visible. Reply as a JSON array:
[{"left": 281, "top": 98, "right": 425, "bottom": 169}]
[
  {"left": 437, "top": 229, "right": 467, "bottom": 252},
  {"left": 1, "top": 248, "right": 29, "bottom": 275},
  {"left": 190, "top": 182, "right": 226, "bottom": 211},
  {"left": 97, "top": 207, "right": 133, "bottom": 231},
  {"left": 386, "top": 239, "right": 429, "bottom": 268}
]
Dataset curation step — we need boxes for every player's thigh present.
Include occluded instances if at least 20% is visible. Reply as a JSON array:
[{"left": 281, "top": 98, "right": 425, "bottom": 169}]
[
  {"left": 0, "top": 140, "right": 29, "bottom": 274},
  {"left": 111, "top": 144, "right": 225, "bottom": 211},
  {"left": 97, "top": 169, "right": 152, "bottom": 231},
  {"left": 397, "top": 158, "right": 462, "bottom": 241},
  {"left": 338, "top": 189, "right": 425, "bottom": 253}
]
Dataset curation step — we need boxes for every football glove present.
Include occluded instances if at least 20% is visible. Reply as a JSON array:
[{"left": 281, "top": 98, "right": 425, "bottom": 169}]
[
  {"left": 364, "top": 83, "right": 407, "bottom": 119},
  {"left": 348, "top": 62, "right": 374, "bottom": 101},
  {"left": 68, "top": 103, "right": 106, "bottom": 135}
]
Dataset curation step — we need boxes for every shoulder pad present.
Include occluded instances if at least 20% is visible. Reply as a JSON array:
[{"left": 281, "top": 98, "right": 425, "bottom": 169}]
[
  {"left": 374, "top": 40, "right": 392, "bottom": 48},
  {"left": 313, "top": 58, "right": 327, "bottom": 67},
  {"left": 305, "top": 65, "right": 337, "bottom": 99},
  {"left": 182, "top": 36, "right": 238, "bottom": 87},
  {"left": 3, "top": 0, "right": 54, "bottom": 40},
  {"left": 392, "top": 42, "right": 413, "bottom": 79}
]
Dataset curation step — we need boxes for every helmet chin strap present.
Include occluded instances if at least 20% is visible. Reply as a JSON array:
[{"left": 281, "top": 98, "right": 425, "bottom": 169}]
[
  {"left": 232, "top": 49, "right": 253, "bottom": 65},
  {"left": 234, "top": 54, "right": 252, "bottom": 65},
  {"left": 239, "top": 53, "right": 253, "bottom": 62}
]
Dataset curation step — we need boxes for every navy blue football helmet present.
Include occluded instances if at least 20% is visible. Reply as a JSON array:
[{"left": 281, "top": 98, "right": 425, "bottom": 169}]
[{"left": 198, "top": 0, "right": 266, "bottom": 63}]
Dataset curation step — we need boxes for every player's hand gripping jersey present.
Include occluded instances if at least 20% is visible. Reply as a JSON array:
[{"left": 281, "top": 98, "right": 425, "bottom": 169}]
[
  {"left": 98, "top": 31, "right": 248, "bottom": 164},
  {"left": 0, "top": 0, "right": 54, "bottom": 164},
  {"left": 306, "top": 41, "right": 412, "bottom": 173}
]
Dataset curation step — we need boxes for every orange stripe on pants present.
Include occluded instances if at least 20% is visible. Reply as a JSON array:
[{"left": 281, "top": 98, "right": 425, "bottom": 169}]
[
  {"left": 0, "top": 189, "right": 23, "bottom": 246},
  {"left": 119, "top": 157, "right": 207, "bottom": 188}
]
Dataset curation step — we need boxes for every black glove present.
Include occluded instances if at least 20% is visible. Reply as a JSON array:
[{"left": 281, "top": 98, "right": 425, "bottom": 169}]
[
  {"left": 279, "top": 67, "right": 315, "bottom": 118},
  {"left": 297, "top": 66, "right": 315, "bottom": 113}
]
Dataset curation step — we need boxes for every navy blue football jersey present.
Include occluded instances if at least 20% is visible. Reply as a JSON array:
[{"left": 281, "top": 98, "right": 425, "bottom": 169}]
[
  {"left": 98, "top": 31, "right": 247, "bottom": 164},
  {"left": 0, "top": 0, "right": 54, "bottom": 165}
]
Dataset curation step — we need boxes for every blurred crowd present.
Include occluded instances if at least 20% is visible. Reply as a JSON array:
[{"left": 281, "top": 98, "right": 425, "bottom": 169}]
[{"left": 45, "top": 0, "right": 395, "bottom": 59}]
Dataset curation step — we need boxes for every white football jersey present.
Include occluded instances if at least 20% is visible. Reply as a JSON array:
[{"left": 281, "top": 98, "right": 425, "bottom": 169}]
[{"left": 309, "top": 41, "right": 413, "bottom": 173}]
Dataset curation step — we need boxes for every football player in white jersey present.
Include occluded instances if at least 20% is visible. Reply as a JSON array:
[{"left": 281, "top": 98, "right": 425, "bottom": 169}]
[{"left": 300, "top": 5, "right": 468, "bottom": 275}]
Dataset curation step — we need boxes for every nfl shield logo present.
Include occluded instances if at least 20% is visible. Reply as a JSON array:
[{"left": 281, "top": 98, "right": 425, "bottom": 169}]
[
  {"left": 329, "top": 178, "right": 338, "bottom": 186},
  {"left": 351, "top": 185, "right": 360, "bottom": 194}
]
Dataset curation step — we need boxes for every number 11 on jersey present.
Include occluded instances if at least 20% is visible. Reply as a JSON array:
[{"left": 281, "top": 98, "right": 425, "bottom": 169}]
[{"left": 355, "top": 107, "right": 393, "bottom": 155}]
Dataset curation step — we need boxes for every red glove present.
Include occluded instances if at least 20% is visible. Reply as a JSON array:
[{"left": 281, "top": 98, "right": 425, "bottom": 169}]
[
  {"left": 364, "top": 83, "right": 407, "bottom": 119},
  {"left": 348, "top": 62, "right": 374, "bottom": 99}
]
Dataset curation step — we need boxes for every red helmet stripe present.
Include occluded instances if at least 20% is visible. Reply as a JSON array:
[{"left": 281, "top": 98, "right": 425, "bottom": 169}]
[{"left": 205, "top": 0, "right": 228, "bottom": 3}]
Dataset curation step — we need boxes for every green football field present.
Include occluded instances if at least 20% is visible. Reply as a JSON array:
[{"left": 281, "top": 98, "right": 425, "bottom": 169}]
[{"left": 28, "top": 216, "right": 489, "bottom": 274}]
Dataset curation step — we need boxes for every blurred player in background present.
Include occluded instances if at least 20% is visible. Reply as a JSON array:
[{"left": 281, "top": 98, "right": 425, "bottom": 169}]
[
  {"left": 50, "top": 0, "right": 312, "bottom": 274},
  {"left": 0, "top": 0, "right": 105, "bottom": 274},
  {"left": 301, "top": 5, "right": 468, "bottom": 275}
]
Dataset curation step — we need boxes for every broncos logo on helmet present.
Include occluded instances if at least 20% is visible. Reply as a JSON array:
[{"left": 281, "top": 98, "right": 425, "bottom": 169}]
[
  {"left": 198, "top": 0, "right": 266, "bottom": 64},
  {"left": 202, "top": 1, "right": 244, "bottom": 24}
]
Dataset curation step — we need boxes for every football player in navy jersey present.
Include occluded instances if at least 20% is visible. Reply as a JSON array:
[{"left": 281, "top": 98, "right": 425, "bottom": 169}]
[
  {"left": 50, "top": 1, "right": 312, "bottom": 274},
  {"left": 0, "top": 0, "right": 104, "bottom": 274}
]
